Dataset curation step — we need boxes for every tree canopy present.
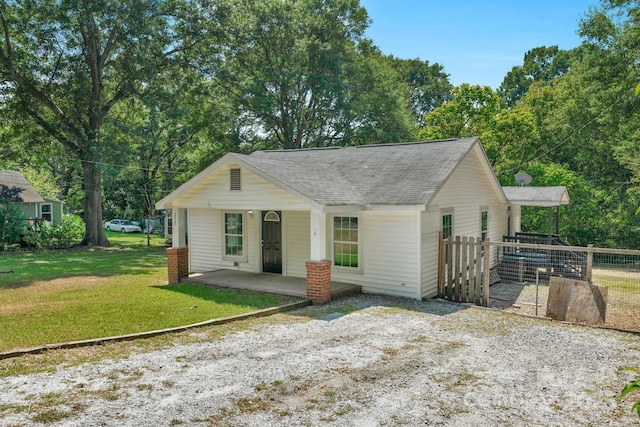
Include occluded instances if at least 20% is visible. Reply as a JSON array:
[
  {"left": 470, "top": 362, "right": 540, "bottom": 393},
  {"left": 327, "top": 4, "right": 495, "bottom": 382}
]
[
  {"left": 0, "top": 0, "right": 195, "bottom": 245},
  {"left": 200, "top": 0, "right": 416, "bottom": 149},
  {"left": 2, "top": 0, "right": 640, "bottom": 249}
]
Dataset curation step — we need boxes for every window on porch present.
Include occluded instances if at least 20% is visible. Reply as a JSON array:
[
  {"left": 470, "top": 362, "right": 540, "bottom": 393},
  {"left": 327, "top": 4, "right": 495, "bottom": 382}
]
[
  {"left": 333, "top": 216, "right": 358, "bottom": 268},
  {"left": 224, "top": 212, "right": 244, "bottom": 257}
]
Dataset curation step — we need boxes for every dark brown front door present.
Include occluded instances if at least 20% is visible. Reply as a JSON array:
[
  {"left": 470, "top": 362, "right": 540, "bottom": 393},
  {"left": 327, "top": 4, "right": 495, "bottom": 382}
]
[{"left": 262, "top": 211, "right": 282, "bottom": 274}]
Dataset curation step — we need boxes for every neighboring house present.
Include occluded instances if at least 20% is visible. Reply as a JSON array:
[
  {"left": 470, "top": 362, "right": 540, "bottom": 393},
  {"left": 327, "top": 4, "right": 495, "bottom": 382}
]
[
  {"left": 0, "top": 171, "right": 64, "bottom": 225},
  {"left": 157, "top": 137, "right": 513, "bottom": 300}
]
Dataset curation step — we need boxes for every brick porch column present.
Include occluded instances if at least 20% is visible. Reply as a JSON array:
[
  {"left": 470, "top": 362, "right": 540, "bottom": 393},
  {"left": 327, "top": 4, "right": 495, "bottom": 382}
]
[
  {"left": 306, "top": 260, "right": 332, "bottom": 305},
  {"left": 167, "top": 247, "right": 189, "bottom": 284}
]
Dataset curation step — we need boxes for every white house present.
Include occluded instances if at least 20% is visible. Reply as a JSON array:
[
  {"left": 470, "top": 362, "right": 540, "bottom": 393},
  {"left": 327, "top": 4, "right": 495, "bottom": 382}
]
[{"left": 156, "top": 137, "right": 512, "bottom": 302}]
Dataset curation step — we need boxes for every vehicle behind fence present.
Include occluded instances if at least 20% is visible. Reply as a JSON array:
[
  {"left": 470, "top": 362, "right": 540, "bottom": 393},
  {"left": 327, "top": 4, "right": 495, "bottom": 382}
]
[{"left": 439, "top": 235, "right": 640, "bottom": 332}]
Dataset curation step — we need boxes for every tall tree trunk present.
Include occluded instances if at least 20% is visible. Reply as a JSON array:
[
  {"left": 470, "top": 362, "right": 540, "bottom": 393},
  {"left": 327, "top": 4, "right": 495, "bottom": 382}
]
[{"left": 81, "top": 160, "right": 109, "bottom": 246}]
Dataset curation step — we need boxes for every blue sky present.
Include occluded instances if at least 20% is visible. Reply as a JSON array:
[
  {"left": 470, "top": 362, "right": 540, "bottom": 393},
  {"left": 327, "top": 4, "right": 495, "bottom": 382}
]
[{"left": 361, "top": 0, "right": 600, "bottom": 88}]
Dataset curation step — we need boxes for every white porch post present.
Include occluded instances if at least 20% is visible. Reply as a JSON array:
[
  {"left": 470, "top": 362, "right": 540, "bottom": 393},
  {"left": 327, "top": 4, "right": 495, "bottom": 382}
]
[
  {"left": 172, "top": 208, "right": 187, "bottom": 248},
  {"left": 167, "top": 208, "right": 188, "bottom": 284},
  {"left": 511, "top": 205, "right": 521, "bottom": 235},
  {"left": 309, "top": 210, "right": 327, "bottom": 261},
  {"left": 307, "top": 209, "right": 331, "bottom": 304}
]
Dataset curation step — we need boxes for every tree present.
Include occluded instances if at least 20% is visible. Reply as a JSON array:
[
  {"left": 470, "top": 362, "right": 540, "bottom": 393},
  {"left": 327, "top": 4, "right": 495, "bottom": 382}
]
[
  {"left": 498, "top": 45, "right": 575, "bottom": 107},
  {"left": 0, "top": 107, "right": 81, "bottom": 205},
  {"left": 203, "top": 0, "right": 416, "bottom": 149},
  {"left": 0, "top": 0, "right": 194, "bottom": 246},
  {"left": 579, "top": 0, "right": 640, "bottom": 183},
  {"left": 480, "top": 107, "right": 537, "bottom": 173},
  {"left": 385, "top": 55, "right": 452, "bottom": 126},
  {"left": 419, "top": 84, "right": 501, "bottom": 140},
  {"left": 0, "top": 200, "right": 24, "bottom": 251}
]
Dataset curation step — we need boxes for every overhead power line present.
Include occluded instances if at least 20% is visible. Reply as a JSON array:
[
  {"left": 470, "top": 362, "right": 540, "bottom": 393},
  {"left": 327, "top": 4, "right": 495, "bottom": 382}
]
[{"left": 501, "top": 92, "right": 629, "bottom": 177}]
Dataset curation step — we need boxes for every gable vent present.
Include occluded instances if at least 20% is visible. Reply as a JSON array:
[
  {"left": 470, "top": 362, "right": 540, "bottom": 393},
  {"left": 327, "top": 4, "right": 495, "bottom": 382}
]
[{"left": 230, "top": 168, "right": 241, "bottom": 191}]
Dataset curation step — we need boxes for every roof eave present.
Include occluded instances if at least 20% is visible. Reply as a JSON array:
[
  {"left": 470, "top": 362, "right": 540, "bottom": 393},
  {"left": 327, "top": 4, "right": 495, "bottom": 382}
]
[{"left": 508, "top": 200, "right": 569, "bottom": 207}]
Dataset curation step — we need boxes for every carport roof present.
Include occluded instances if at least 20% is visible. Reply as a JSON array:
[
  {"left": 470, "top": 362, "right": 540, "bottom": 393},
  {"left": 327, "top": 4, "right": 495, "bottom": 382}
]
[{"left": 502, "top": 186, "right": 569, "bottom": 207}]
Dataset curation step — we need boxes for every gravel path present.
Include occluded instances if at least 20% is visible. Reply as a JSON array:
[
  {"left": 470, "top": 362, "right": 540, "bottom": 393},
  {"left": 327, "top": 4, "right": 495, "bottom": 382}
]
[{"left": 1, "top": 295, "right": 640, "bottom": 426}]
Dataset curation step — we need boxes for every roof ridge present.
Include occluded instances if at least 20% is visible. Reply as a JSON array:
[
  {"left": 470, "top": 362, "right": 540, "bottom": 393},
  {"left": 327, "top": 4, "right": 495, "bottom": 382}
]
[
  {"left": 251, "top": 138, "right": 471, "bottom": 154},
  {"left": 354, "top": 138, "right": 461, "bottom": 148}
]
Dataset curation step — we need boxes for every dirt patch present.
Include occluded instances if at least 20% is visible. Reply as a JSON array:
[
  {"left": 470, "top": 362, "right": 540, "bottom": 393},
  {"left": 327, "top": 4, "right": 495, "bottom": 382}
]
[
  {"left": 491, "top": 280, "right": 640, "bottom": 331},
  {"left": 1, "top": 295, "right": 639, "bottom": 426},
  {"left": 490, "top": 281, "right": 549, "bottom": 317}
]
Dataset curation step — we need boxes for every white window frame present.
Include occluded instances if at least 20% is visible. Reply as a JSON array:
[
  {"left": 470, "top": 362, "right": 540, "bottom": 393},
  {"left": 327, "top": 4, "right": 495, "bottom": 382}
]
[
  {"left": 222, "top": 211, "right": 246, "bottom": 261},
  {"left": 480, "top": 208, "right": 488, "bottom": 242},
  {"left": 441, "top": 209, "right": 454, "bottom": 240},
  {"left": 331, "top": 214, "right": 362, "bottom": 272},
  {"left": 41, "top": 203, "right": 52, "bottom": 222}
]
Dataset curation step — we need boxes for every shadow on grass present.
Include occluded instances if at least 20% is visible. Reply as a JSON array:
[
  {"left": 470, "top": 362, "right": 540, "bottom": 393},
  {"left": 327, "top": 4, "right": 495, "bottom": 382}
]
[
  {"left": 153, "top": 283, "right": 301, "bottom": 310},
  {"left": 0, "top": 246, "right": 168, "bottom": 290}
]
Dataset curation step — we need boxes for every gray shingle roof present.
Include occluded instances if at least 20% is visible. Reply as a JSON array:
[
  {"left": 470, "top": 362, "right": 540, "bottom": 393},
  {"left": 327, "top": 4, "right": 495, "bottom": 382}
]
[
  {"left": 0, "top": 171, "right": 44, "bottom": 203},
  {"left": 239, "top": 138, "right": 480, "bottom": 206}
]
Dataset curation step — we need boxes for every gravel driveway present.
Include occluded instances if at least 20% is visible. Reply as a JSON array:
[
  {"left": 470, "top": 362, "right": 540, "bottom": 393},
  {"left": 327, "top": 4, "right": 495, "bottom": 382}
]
[{"left": 1, "top": 295, "right": 640, "bottom": 426}]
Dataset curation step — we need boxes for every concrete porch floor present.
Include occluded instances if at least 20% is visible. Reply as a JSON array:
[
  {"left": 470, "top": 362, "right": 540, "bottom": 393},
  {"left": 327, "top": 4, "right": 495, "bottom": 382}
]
[{"left": 184, "top": 269, "right": 361, "bottom": 299}]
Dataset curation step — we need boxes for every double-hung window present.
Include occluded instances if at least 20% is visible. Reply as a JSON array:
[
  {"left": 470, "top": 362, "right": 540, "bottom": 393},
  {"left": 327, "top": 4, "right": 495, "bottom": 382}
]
[
  {"left": 224, "top": 212, "right": 244, "bottom": 258},
  {"left": 442, "top": 212, "right": 453, "bottom": 239},
  {"left": 481, "top": 210, "right": 488, "bottom": 241},
  {"left": 333, "top": 216, "right": 359, "bottom": 268},
  {"left": 41, "top": 204, "right": 52, "bottom": 222}
]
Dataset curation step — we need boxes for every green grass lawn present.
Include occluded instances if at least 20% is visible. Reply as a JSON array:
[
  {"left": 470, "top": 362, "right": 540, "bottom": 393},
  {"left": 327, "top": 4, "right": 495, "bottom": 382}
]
[{"left": 0, "top": 231, "right": 298, "bottom": 352}]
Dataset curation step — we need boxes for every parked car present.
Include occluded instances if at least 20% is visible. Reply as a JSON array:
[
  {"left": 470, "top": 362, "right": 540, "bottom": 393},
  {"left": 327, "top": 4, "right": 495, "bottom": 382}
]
[{"left": 104, "top": 219, "right": 142, "bottom": 233}]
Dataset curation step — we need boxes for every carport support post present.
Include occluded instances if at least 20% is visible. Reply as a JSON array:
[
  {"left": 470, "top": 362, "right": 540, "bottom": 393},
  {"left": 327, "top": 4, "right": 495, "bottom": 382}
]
[{"left": 307, "top": 210, "right": 331, "bottom": 304}]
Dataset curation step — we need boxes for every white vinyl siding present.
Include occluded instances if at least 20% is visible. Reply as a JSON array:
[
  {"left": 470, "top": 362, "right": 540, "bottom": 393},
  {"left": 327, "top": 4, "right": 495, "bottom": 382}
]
[
  {"left": 188, "top": 208, "right": 259, "bottom": 273},
  {"left": 179, "top": 144, "right": 508, "bottom": 301},
  {"left": 431, "top": 150, "right": 506, "bottom": 240},
  {"left": 284, "top": 211, "right": 310, "bottom": 278},
  {"left": 188, "top": 209, "right": 220, "bottom": 273},
  {"left": 173, "top": 163, "right": 310, "bottom": 211},
  {"left": 428, "top": 148, "right": 507, "bottom": 270},
  {"left": 331, "top": 211, "right": 420, "bottom": 299},
  {"left": 420, "top": 209, "right": 441, "bottom": 298}
]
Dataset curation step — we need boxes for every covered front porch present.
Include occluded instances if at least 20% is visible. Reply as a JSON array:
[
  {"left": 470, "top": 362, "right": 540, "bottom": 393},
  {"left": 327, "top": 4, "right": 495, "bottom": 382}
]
[
  {"left": 184, "top": 269, "right": 361, "bottom": 299},
  {"left": 167, "top": 205, "right": 340, "bottom": 304}
]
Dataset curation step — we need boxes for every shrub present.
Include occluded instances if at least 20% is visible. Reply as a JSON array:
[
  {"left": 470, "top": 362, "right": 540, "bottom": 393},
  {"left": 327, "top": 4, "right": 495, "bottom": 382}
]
[
  {"left": 22, "top": 214, "right": 84, "bottom": 250},
  {"left": 621, "top": 367, "right": 640, "bottom": 417},
  {"left": 0, "top": 201, "right": 26, "bottom": 251},
  {"left": 53, "top": 214, "right": 84, "bottom": 248},
  {"left": 21, "top": 229, "right": 41, "bottom": 249}
]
